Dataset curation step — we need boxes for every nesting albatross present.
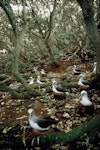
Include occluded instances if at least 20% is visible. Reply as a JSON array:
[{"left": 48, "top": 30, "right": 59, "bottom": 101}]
[{"left": 28, "top": 109, "right": 58, "bottom": 131}]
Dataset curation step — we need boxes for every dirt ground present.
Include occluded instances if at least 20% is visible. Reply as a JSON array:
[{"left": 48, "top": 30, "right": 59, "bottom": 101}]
[{"left": 0, "top": 59, "right": 100, "bottom": 149}]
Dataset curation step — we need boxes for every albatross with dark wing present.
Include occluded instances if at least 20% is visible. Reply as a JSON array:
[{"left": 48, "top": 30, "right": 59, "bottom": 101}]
[
  {"left": 52, "top": 80, "right": 66, "bottom": 100},
  {"left": 73, "top": 65, "right": 81, "bottom": 75},
  {"left": 28, "top": 109, "right": 58, "bottom": 131},
  {"left": 37, "top": 75, "right": 46, "bottom": 85},
  {"left": 78, "top": 74, "right": 90, "bottom": 90}
]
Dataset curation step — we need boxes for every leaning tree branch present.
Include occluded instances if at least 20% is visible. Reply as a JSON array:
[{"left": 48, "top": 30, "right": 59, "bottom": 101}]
[
  {"left": 45, "top": 0, "right": 57, "bottom": 40},
  {"left": 0, "top": 0, "right": 17, "bottom": 36}
]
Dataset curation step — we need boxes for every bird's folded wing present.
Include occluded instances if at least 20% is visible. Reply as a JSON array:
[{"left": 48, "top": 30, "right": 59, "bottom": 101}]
[
  {"left": 37, "top": 117, "right": 58, "bottom": 128},
  {"left": 82, "top": 80, "right": 90, "bottom": 86}
]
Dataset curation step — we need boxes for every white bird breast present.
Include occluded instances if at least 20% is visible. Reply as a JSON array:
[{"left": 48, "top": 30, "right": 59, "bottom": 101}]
[
  {"left": 29, "top": 79, "right": 34, "bottom": 84},
  {"left": 80, "top": 95, "right": 92, "bottom": 106}
]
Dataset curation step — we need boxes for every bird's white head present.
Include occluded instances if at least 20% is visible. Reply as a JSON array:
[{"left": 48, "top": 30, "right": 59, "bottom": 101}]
[
  {"left": 37, "top": 75, "right": 41, "bottom": 81},
  {"left": 28, "top": 109, "right": 34, "bottom": 114},
  {"left": 81, "top": 90, "right": 87, "bottom": 96},
  {"left": 79, "top": 74, "right": 85, "bottom": 78},
  {"left": 9, "top": 84, "right": 14, "bottom": 89},
  {"left": 74, "top": 65, "right": 77, "bottom": 68},
  {"left": 41, "top": 69, "right": 45, "bottom": 74},
  {"left": 52, "top": 79, "right": 57, "bottom": 85},
  {"left": 37, "top": 75, "right": 40, "bottom": 79}
]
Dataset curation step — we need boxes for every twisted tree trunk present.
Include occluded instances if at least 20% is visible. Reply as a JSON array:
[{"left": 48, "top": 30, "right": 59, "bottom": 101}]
[{"left": 0, "top": 0, "right": 40, "bottom": 96}]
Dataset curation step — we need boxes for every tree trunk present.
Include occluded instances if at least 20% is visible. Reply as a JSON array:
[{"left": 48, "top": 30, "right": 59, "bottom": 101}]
[
  {"left": 0, "top": 1, "right": 40, "bottom": 97},
  {"left": 31, "top": 0, "right": 59, "bottom": 67},
  {"left": 11, "top": 33, "right": 39, "bottom": 96},
  {"left": 45, "top": 40, "right": 60, "bottom": 67},
  {"left": 76, "top": 0, "right": 100, "bottom": 89}
]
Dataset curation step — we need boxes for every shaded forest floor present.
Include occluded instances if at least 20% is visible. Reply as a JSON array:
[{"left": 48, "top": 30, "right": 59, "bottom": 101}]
[{"left": 0, "top": 57, "right": 100, "bottom": 150}]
